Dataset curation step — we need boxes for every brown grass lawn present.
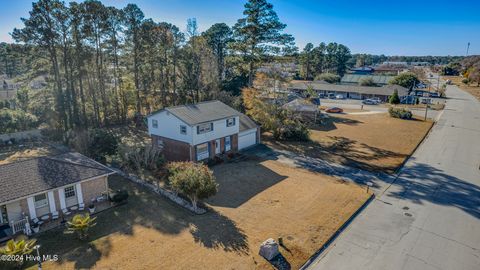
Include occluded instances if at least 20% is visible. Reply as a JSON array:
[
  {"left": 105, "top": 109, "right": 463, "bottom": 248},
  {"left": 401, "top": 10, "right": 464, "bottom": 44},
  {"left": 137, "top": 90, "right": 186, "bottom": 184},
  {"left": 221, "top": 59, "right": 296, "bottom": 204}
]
[
  {"left": 23, "top": 160, "right": 370, "bottom": 270},
  {"left": 265, "top": 113, "right": 433, "bottom": 173},
  {"left": 443, "top": 75, "right": 480, "bottom": 101}
]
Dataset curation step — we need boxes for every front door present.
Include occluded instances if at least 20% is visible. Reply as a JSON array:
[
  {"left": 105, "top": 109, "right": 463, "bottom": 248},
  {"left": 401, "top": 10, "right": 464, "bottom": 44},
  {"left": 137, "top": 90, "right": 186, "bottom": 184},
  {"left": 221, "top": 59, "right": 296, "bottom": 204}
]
[{"left": 215, "top": 139, "right": 221, "bottom": 154}]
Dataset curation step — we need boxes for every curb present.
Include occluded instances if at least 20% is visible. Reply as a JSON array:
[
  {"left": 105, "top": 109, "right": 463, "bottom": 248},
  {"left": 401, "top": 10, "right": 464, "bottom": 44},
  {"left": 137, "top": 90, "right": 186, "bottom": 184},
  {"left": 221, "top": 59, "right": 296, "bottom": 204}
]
[{"left": 299, "top": 192, "right": 375, "bottom": 270}]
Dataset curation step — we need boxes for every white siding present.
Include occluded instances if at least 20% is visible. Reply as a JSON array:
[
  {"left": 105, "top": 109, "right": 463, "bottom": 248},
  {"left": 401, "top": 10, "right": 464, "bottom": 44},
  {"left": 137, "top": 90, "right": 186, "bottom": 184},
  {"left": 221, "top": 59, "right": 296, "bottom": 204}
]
[
  {"left": 192, "top": 116, "right": 239, "bottom": 145},
  {"left": 147, "top": 111, "right": 193, "bottom": 144},
  {"left": 238, "top": 128, "right": 257, "bottom": 150}
]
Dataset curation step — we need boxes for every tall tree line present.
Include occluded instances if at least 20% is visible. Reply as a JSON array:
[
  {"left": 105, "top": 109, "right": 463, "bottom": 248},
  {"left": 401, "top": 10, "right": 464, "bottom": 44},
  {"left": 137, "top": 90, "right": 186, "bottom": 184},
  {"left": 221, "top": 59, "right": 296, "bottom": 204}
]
[
  {"left": 8, "top": 0, "right": 297, "bottom": 132},
  {"left": 299, "top": 42, "right": 352, "bottom": 80}
]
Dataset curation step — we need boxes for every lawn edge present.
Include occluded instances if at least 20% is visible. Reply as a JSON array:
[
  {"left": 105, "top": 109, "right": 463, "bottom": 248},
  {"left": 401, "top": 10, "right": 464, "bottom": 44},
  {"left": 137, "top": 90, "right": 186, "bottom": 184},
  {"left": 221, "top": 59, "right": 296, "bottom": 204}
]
[
  {"left": 393, "top": 118, "right": 436, "bottom": 174},
  {"left": 299, "top": 193, "right": 375, "bottom": 270}
]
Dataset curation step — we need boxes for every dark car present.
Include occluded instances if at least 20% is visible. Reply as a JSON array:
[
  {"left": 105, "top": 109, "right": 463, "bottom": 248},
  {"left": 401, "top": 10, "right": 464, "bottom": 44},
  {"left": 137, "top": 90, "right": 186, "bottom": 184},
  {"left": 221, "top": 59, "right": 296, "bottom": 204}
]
[{"left": 325, "top": 107, "right": 343, "bottom": 113}]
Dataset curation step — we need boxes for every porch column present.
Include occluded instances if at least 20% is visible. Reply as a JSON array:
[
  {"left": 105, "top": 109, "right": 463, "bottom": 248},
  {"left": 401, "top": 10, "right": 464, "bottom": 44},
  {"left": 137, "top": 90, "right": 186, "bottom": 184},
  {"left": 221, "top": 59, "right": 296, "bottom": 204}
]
[
  {"left": 58, "top": 188, "right": 66, "bottom": 210},
  {"left": 26, "top": 197, "right": 37, "bottom": 219},
  {"left": 47, "top": 191, "right": 56, "bottom": 213},
  {"left": 75, "top": 183, "right": 84, "bottom": 205}
]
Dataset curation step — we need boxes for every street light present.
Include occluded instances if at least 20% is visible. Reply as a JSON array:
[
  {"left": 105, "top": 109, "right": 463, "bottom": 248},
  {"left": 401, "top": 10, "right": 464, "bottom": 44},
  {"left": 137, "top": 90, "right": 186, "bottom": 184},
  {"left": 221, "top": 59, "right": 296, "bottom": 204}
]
[{"left": 34, "top": 245, "right": 42, "bottom": 270}]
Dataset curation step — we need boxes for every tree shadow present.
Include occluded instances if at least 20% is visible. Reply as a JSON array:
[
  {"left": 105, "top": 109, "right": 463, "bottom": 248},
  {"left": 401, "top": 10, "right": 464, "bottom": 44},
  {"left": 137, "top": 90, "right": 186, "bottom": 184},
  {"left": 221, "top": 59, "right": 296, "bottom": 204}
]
[
  {"left": 189, "top": 210, "right": 249, "bottom": 254},
  {"left": 30, "top": 174, "right": 249, "bottom": 268},
  {"left": 263, "top": 135, "right": 405, "bottom": 174},
  {"left": 311, "top": 115, "right": 363, "bottom": 132},
  {"left": 387, "top": 161, "right": 480, "bottom": 219},
  {"left": 208, "top": 161, "right": 288, "bottom": 208}
]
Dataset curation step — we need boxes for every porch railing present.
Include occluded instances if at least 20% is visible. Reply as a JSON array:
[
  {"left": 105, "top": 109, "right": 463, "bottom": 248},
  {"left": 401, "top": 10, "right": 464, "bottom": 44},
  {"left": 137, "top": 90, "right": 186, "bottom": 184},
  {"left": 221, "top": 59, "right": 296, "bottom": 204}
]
[{"left": 10, "top": 216, "right": 29, "bottom": 235}]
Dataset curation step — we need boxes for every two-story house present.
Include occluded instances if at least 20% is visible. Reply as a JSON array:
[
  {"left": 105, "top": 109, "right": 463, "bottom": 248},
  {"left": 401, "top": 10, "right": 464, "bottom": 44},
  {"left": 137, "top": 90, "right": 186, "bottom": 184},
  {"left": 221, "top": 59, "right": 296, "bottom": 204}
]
[{"left": 147, "top": 100, "right": 260, "bottom": 161}]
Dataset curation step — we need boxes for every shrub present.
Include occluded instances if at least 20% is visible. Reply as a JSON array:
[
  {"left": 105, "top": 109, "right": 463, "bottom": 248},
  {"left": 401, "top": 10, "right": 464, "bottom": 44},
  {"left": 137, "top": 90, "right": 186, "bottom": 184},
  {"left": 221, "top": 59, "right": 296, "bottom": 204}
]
[
  {"left": 0, "top": 108, "right": 39, "bottom": 133},
  {"left": 462, "top": 78, "right": 470, "bottom": 85},
  {"left": 65, "top": 128, "right": 118, "bottom": 162},
  {"left": 109, "top": 189, "right": 129, "bottom": 203},
  {"left": 314, "top": 73, "right": 341, "bottom": 83},
  {"left": 359, "top": 77, "right": 377, "bottom": 86},
  {"left": 66, "top": 214, "right": 97, "bottom": 240},
  {"left": 389, "top": 107, "right": 413, "bottom": 120},
  {"left": 118, "top": 144, "right": 164, "bottom": 172},
  {"left": 389, "top": 90, "right": 400, "bottom": 104},
  {"left": 167, "top": 162, "right": 218, "bottom": 211},
  {"left": 0, "top": 239, "right": 37, "bottom": 268}
]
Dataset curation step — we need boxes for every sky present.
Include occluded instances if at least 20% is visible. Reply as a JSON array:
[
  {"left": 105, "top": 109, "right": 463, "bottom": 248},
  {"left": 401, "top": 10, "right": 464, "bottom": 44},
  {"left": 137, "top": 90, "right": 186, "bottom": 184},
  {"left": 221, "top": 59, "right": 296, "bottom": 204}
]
[{"left": 1, "top": 0, "right": 479, "bottom": 56}]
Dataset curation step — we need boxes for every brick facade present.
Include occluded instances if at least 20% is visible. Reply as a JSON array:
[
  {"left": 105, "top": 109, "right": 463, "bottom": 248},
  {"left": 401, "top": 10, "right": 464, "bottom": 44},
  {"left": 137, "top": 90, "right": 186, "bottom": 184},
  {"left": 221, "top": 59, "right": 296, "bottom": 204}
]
[
  {"left": 81, "top": 176, "right": 108, "bottom": 204},
  {"left": 152, "top": 135, "right": 193, "bottom": 161}
]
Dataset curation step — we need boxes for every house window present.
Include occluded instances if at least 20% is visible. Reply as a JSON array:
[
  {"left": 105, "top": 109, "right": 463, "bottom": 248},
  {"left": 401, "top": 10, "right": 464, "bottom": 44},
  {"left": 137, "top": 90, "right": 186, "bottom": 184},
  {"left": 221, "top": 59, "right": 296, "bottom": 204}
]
[
  {"left": 64, "top": 186, "right": 76, "bottom": 198},
  {"left": 180, "top": 125, "right": 187, "bottom": 135},
  {"left": 34, "top": 194, "right": 48, "bottom": 209},
  {"left": 226, "top": 118, "right": 236, "bottom": 127},
  {"left": 196, "top": 143, "right": 209, "bottom": 160},
  {"left": 152, "top": 119, "right": 158, "bottom": 128},
  {"left": 197, "top": 123, "right": 213, "bottom": 134}
]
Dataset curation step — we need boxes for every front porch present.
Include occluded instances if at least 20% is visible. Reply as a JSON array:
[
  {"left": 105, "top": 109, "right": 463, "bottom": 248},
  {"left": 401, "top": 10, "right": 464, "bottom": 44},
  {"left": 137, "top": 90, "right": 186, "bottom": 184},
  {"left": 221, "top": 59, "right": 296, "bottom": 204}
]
[{"left": 0, "top": 200, "right": 111, "bottom": 243}]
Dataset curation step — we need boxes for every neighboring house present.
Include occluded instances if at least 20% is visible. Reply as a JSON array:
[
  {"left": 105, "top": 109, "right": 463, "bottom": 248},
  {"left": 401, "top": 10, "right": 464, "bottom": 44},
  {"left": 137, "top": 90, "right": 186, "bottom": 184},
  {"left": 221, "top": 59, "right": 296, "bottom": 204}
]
[
  {"left": 147, "top": 100, "right": 260, "bottom": 162},
  {"left": 283, "top": 98, "right": 321, "bottom": 122},
  {"left": 0, "top": 152, "right": 115, "bottom": 241},
  {"left": 288, "top": 81, "right": 409, "bottom": 102},
  {"left": 347, "top": 66, "right": 375, "bottom": 75},
  {"left": 341, "top": 74, "right": 395, "bottom": 86}
]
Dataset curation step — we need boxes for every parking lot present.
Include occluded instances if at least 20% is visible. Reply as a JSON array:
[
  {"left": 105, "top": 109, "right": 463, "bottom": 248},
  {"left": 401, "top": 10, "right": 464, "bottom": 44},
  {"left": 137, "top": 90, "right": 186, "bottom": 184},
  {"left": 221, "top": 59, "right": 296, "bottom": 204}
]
[{"left": 319, "top": 98, "right": 443, "bottom": 119}]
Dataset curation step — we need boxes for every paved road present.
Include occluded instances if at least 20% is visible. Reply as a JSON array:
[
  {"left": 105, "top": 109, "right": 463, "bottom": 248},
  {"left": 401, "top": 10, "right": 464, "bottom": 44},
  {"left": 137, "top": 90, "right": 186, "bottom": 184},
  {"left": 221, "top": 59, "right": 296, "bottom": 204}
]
[{"left": 307, "top": 84, "right": 480, "bottom": 270}]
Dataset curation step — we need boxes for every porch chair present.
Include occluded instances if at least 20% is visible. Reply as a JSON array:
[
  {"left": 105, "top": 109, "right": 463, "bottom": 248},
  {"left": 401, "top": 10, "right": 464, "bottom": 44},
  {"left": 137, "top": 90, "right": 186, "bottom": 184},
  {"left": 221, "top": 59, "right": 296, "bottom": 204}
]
[
  {"left": 51, "top": 211, "right": 59, "bottom": 220},
  {"left": 78, "top": 203, "right": 85, "bottom": 211},
  {"left": 31, "top": 218, "right": 44, "bottom": 226},
  {"left": 62, "top": 208, "right": 71, "bottom": 216}
]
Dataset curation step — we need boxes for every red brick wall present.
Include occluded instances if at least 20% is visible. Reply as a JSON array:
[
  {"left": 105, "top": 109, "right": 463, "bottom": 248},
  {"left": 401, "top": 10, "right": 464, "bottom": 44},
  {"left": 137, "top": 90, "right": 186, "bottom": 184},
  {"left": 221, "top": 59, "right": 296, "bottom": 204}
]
[
  {"left": 152, "top": 135, "right": 193, "bottom": 161},
  {"left": 231, "top": 134, "right": 239, "bottom": 152}
]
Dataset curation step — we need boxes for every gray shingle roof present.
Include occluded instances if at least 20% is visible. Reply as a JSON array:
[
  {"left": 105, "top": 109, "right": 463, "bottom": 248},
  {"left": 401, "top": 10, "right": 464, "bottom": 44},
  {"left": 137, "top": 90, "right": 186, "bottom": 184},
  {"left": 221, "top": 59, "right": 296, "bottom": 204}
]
[
  {"left": 288, "top": 82, "right": 409, "bottom": 97},
  {"left": 0, "top": 153, "right": 114, "bottom": 204},
  {"left": 151, "top": 100, "right": 240, "bottom": 125},
  {"left": 239, "top": 113, "right": 259, "bottom": 132},
  {"left": 341, "top": 74, "right": 395, "bottom": 85}
]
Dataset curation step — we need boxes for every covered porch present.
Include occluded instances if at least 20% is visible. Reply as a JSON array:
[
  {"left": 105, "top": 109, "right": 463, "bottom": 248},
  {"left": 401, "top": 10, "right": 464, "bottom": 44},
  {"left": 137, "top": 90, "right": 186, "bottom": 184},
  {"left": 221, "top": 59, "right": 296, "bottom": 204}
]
[{"left": 0, "top": 181, "right": 109, "bottom": 242}]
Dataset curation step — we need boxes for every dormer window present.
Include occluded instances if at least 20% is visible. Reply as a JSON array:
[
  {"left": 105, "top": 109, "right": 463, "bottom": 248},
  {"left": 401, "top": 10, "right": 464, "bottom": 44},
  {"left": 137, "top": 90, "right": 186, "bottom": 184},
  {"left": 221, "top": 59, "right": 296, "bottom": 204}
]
[{"left": 226, "top": 118, "right": 236, "bottom": 127}]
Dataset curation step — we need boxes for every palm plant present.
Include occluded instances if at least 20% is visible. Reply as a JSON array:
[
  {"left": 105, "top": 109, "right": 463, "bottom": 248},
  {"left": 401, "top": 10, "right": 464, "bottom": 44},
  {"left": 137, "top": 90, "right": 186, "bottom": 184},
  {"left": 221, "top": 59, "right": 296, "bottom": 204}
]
[
  {"left": 66, "top": 214, "right": 97, "bottom": 240},
  {"left": 0, "top": 239, "right": 37, "bottom": 267}
]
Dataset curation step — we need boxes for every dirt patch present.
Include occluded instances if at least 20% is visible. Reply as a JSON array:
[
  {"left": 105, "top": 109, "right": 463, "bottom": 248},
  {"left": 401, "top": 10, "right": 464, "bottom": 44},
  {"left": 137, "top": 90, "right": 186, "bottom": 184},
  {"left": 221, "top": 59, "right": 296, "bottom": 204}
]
[
  {"left": 265, "top": 113, "right": 433, "bottom": 173},
  {"left": 443, "top": 75, "right": 480, "bottom": 101},
  {"left": 27, "top": 160, "right": 369, "bottom": 270}
]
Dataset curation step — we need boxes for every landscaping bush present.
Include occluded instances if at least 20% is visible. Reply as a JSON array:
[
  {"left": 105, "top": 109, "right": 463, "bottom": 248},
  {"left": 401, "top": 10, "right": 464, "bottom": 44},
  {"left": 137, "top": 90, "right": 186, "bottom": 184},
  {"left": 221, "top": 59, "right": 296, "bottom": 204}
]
[
  {"left": 0, "top": 108, "right": 39, "bottom": 133},
  {"left": 462, "top": 78, "right": 470, "bottom": 85},
  {"left": 65, "top": 214, "right": 97, "bottom": 240},
  {"left": 389, "top": 107, "right": 413, "bottom": 120},
  {"left": 314, "top": 73, "right": 340, "bottom": 83},
  {"left": 388, "top": 90, "right": 401, "bottom": 104},
  {"left": 167, "top": 162, "right": 218, "bottom": 211},
  {"left": 65, "top": 128, "right": 119, "bottom": 162},
  {"left": 118, "top": 144, "right": 164, "bottom": 172},
  {"left": 109, "top": 189, "right": 129, "bottom": 203}
]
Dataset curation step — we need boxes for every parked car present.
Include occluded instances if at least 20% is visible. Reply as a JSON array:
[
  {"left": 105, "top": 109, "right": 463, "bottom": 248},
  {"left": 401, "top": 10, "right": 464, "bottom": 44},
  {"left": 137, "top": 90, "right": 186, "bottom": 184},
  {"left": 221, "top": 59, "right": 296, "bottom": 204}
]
[
  {"left": 445, "top": 79, "right": 452, "bottom": 85},
  {"left": 335, "top": 94, "right": 346, "bottom": 99},
  {"left": 327, "top": 93, "right": 336, "bottom": 99},
  {"left": 325, "top": 107, "right": 343, "bottom": 113},
  {"left": 370, "top": 97, "right": 381, "bottom": 103},
  {"left": 362, "top": 99, "right": 378, "bottom": 105},
  {"left": 430, "top": 92, "right": 440, "bottom": 98}
]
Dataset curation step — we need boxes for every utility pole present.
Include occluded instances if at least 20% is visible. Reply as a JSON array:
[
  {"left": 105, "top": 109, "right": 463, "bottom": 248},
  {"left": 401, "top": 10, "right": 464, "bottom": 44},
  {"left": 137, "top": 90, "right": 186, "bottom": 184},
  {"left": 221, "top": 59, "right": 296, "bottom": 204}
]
[
  {"left": 466, "top": 42, "right": 470, "bottom": 56},
  {"left": 424, "top": 103, "right": 428, "bottom": 121}
]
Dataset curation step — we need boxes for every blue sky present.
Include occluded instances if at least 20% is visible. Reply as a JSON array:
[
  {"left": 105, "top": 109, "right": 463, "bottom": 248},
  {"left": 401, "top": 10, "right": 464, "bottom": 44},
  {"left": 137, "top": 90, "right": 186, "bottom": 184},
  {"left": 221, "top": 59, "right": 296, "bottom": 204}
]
[{"left": 1, "top": 0, "right": 479, "bottom": 56}]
